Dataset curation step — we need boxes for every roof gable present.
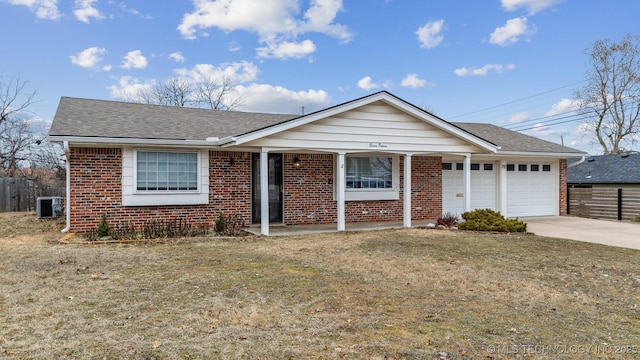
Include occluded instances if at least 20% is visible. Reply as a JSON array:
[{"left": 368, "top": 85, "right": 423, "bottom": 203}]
[
  {"left": 238, "top": 100, "right": 489, "bottom": 153},
  {"left": 226, "top": 91, "right": 498, "bottom": 153}
]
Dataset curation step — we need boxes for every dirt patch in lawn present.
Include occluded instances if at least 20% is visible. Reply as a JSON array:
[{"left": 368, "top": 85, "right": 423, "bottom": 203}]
[{"left": 1, "top": 212, "right": 639, "bottom": 359}]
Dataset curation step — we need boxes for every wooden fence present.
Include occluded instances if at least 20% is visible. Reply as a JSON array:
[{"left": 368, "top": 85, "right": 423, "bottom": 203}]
[
  {"left": 0, "top": 177, "right": 65, "bottom": 212},
  {"left": 568, "top": 187, "right": 640, "bottom": 221}
]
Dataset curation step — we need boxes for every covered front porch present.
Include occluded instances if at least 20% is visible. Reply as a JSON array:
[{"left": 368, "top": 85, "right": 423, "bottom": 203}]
[{"left": 244, "top": 219, "right": 437, "bottom": 237}]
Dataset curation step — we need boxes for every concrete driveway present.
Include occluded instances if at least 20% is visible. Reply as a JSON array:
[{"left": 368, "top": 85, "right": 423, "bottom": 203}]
[{"left": 523, "top": 216, "right": 640, "bottom": 250}]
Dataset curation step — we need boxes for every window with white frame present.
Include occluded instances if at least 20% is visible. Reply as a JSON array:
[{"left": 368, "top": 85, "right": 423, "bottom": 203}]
[
  {"left": 347, "top": 156, "right": 392, "bottom": 189},
  {"left": 136, "top": 151, "right": 198, "bottom": 191},
  {"left": 342, "top": 155, "right": 399, "bottom": 201},
  {"left": 122, "top": 147, "right": 208, "bottom": 207}
]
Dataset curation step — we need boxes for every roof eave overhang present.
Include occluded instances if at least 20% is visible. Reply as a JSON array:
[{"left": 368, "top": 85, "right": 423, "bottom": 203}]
[
  {"left": 496, "top": 150, "right": 588, "bottom": 158},
  {"left": 48, "top": 135, "right": 221, "bottom": 147}
]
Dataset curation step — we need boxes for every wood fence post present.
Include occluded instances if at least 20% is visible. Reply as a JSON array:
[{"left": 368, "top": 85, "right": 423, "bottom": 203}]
[{"left": 617, "top": 188, "right": 623, "bottom": 221}]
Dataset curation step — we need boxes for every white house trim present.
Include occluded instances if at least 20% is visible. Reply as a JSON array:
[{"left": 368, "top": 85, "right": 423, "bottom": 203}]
[
  {"left": 403, "top": 154, "right": 412, "bottom": 228},
  {"left": 463, "top": 154, "right": 471, "bottom": 212},
  {"left": 121, "top": 147, "right": 209, "bottom": 206},
  {"left": 260, "top": 148, "right": 270, "bottom": 236},
  {"left": 336, "top": 152, "right": 346, "bottom": 231}
]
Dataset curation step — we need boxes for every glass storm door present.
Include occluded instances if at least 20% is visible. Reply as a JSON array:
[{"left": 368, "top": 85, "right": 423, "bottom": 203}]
[{"left": 251, "top": 153, "right": 283, "bottom": 223}]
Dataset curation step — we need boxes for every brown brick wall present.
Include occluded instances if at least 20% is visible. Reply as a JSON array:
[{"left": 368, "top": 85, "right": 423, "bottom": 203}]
[
  {"left": 68, "top": 148, "right": 253, "bottom": 233},
  {"left": 559, "top": 159, "right": 567, "bottom": 215},
  {"left": 283, "top": 154, "right": 442, "bottom": 224},
  {"left": 68, "top": 148, "right": 443, "bottom": 232},
  {"left": 283, "top": 153, "right": 336, "bottom": 224},
  {"left": 409, "top": 156, "right": 442, "bottom": 220}
]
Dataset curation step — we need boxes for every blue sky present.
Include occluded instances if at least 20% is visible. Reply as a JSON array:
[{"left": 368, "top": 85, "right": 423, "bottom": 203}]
[{"left": 2, "top": 0, "right": 639, "bottom": 154}]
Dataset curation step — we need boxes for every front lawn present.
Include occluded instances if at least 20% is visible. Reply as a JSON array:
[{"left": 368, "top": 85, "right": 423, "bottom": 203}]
[{"left": 1, "top": 212, "right": 639, "bottom": 359}]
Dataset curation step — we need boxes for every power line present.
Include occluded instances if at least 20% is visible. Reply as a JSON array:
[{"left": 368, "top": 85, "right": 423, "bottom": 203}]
[{"left": 448, "top": 80, "right": 586, "bottom": 120}]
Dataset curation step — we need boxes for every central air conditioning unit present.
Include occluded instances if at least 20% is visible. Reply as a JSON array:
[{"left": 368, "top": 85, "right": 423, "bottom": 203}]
[{"left": 37, "top": 196, "right": 64, "bottom": 219}]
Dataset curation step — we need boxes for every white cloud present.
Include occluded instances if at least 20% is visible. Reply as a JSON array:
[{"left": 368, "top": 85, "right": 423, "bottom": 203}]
[
  {"left": 108, "top": 76, "right": 157, "bottom": 100},
  {"left": 235, "top": 83, "right": 331, "bottom": 114},
  {"left": 73, "top": 0, "right": 104, "bottom": 23},
  {"left": 545, "top": 98, "right": 580, "bottom": 117},
  {"left": 228, "top": 41, "right": 241, "bottom": 52},
  {"left": 256, "top": 39, "right": 316, "bottom": 59},
  {"left": 501, "top": 0, "right": 562, "bottom": 14},
  {"left": 69, "top": 47, "right": 107, "bottom": 69},
  {"left": 169, "top": 52, "right": 185, "bottom": 63},
  {"left": 121, "top": 50, "right": 148, "bottom": 69},
  {"left": 489, "top": 17, "right": 534, "bottom": 46},
  {"left": 7, "top": 0, "right": 60, "bottom": 20},
  {"left": 529, "top": 122, "right": 568, "bottom": 137},
  {"left": 174, "top": 61, "right": 260, "bottom": 84},
  {"left": 507, "top": 112, "right": 529, "bottom": 124},
  {"left": 178, "top": 0, "right": 352, "bottom": 59},
  {"left": 401, "top": 74, "right": 428, "bottom": 88},
  {"left": 454, "top": 64, "right": 515, "bottom": 77},
  {"left": 357, "top": 76, "right": 380, "bottom": 91},
  {"left": 299, "top": 0, "right": 351, "bottom": 43},
  {"left": 416, "top": 19, "right": 444, "bottom": 49}
]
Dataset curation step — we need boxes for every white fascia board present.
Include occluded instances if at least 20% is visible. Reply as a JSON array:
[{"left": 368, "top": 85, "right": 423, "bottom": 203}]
[
  {"left": 48, "top": 135, "right": 220, "bottom": 147},
  {"left": 496, "top": 150, "right": 588, "bottom": 158}
]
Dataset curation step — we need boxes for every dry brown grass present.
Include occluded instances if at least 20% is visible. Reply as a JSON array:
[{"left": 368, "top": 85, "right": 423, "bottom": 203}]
[{"left": 1, "top": 212, "right": 639, "bottom": 359}]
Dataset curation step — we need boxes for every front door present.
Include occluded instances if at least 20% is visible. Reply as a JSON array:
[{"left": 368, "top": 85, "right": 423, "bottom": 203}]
[{"left": 251, "top": 153, "right": 283, "bottom": 223}]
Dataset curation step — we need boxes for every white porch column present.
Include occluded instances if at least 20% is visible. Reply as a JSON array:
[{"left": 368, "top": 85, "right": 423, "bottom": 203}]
[
  {"left": 260, "top": 149, "right": 269, "bottom": 236},
  {"left": 463, "top": 154, "right": 471, "bottom": 213},
  {"left": 336, "top": 152, "right": 346, "bottom": 231},
  {"left": 498, "top": 159, "right": 508, "bottom": 217},
  {"left": 403, "top": 153, "right": 412, "bottom": 228}
]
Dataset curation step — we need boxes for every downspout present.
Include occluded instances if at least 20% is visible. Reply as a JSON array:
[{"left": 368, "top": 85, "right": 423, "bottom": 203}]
[
  {"left": 567, "top": 156, "right": 586, "bottom": 168},
  {"left": 61, "top": 141, "right": 71, "bottom": 233}
]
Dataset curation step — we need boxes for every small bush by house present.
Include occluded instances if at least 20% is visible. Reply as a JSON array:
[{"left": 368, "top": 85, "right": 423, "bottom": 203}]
[{"left": 458, "top": 209, "right": 527, "bottom": 233}]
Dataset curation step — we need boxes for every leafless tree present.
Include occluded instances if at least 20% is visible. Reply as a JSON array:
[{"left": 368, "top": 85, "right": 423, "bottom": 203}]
[
  {"left": 196, "top": 76, "right": 244, "bottom": 110},
  {"left": 157, "top": 77, "right": 195, "bottom": 107},
  {"left": 0, "top": 74, "right": 37, "bottom": 126},
  {"left": 0, "top": 116, "right": 35, "bottom": 177},
  {"left": 573, "top": 34, "right": 640, "bottom": 154},
  {"left": 128, "top": 76, "right": 243, "bottom": 110}
]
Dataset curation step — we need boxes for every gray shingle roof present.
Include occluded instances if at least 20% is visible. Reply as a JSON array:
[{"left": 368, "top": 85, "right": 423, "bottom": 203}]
[
  {"left": 49, "top": 97, "right": 298, "bottom": 140},
  {"left": 567, "top": 153, "right": 640, "bottom": 184},
  {"left": 452, "top": 122, "right": 584, "bottom": 154},
  {"left": 49, "top": 96, "right": 584, "bottom": 155}
]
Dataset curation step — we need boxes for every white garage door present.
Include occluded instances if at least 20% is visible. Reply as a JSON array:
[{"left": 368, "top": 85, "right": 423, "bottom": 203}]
[
  {"left": 442, "top": 162, "right": 496, "bottom": 216},
  {"left": 507, "top": 163, "right": 556, "bottom": 217}
]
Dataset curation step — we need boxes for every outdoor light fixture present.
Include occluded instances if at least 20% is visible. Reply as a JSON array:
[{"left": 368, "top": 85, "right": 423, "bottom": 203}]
[
  {"left": 293, "top": 157, "right": 301, "bottom": 168},
  {"left": 228, "top": 157, "right": 235, "bottom": 167}
]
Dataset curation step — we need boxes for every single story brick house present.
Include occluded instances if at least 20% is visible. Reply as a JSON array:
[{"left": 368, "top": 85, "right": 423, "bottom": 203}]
[{"left": 48, "top": 91, "right": 585, "bottom": 235}]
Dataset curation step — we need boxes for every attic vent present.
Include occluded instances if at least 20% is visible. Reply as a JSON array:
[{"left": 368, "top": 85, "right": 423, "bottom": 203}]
[
  {"left": 587, "top": 158, "right": 595, "bottom": 162},
  {"left": 621, "top": 154, "right": 630, "bottom": 158}
]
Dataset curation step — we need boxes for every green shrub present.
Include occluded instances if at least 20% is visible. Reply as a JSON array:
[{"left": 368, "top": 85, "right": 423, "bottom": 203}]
[
  {"left": 215, "top": 213, "right": 226, "bottom": 234},
  {"left": 96, "top": 214, "right": 111, "bottom": 237},
  {"left": 458, "top": 208, "right": 527, "bottom": 233}
]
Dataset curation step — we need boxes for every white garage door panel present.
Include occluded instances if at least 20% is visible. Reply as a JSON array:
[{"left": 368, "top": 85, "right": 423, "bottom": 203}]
[
  {"left": 442, "top": 163, "right": 496, "bottom": 216},
  {"left": 507, "top": 164, "right": 556, "bottom": 217}
]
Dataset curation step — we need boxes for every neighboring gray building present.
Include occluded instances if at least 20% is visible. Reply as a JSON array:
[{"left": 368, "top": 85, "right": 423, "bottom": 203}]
[{"left": 568, "top": 153, "right": 640, "bottom": 188}]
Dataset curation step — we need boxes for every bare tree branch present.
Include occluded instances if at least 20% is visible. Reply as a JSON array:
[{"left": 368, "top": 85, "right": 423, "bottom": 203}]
[
  {"left": 574, "top": 34, "right": 640, "bottom": 154},
  {"left": 0, "top": 74, "right": 38, "bottom": 125}
]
